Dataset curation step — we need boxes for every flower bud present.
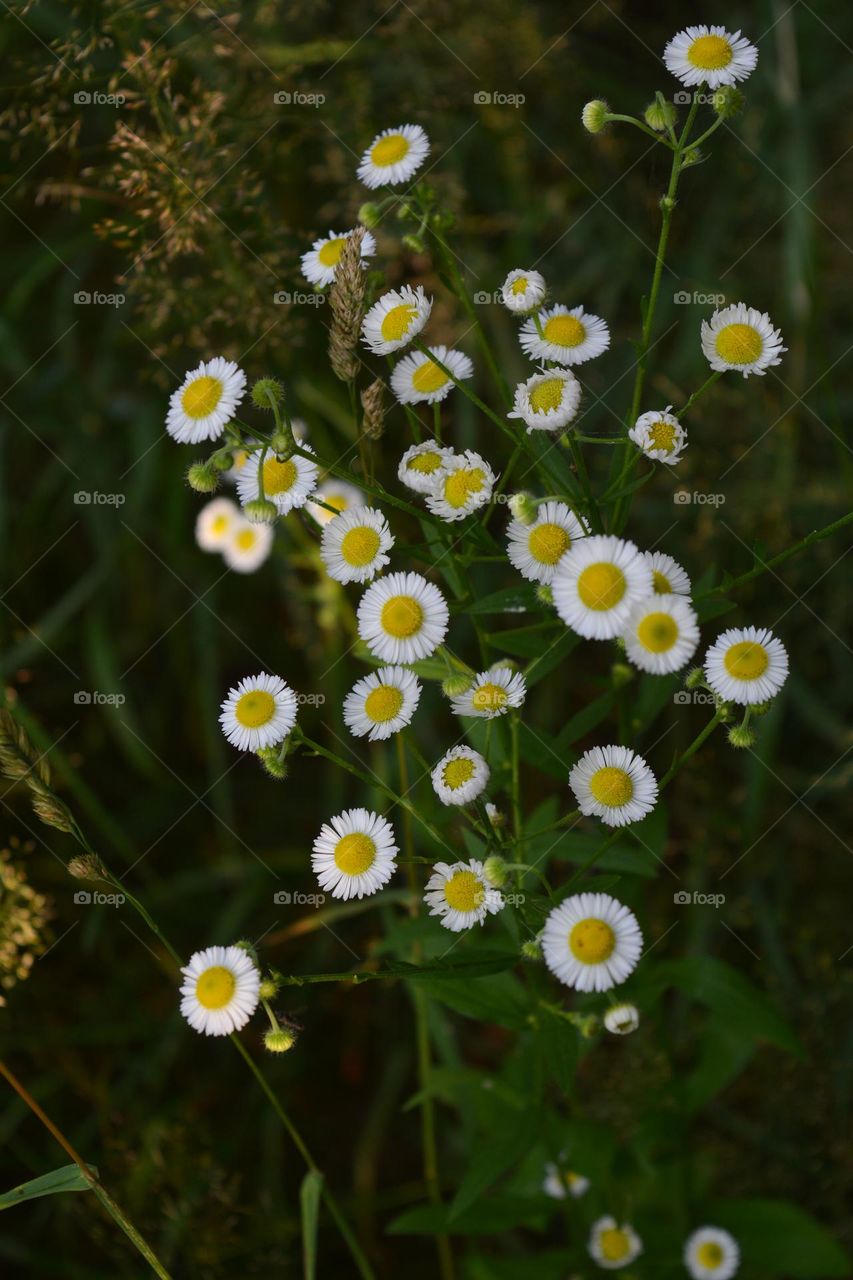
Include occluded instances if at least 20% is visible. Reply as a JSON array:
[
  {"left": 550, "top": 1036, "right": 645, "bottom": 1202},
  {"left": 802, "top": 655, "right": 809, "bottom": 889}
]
[
  {"left": 357, "top": 202, "right": 381, "bottom": 229},
  {"left": 611, "top": 661, "right": 634, "bottom": 689},
  {"left": 727, "top": 723, "right": 757, "bottom": 749},
  {"left": 604, "top": 1003, "right": 639, "bottom": 1035},
  {"left": 521, "top": 939, "right": 542, "bottom": 961},
  {"left": 644, "top": 99, "right": 677, "bottom": 132},
  {"left": 264, "top": 1027, "right": 297, "bottom": 1054},
  {"left": 582, "top": 99, "right": 609, "bottom": 134},
  {"left": 402, "top": 233, "right": 426, "bottom": 254},
  {"left": 681, "top": 149, "right": 703, "bottom": 168},
  {"left": 257, "top": 745, "right": 288, "bottom": 779},
  {"left": 243, "top": 498, "right": 278, "bottom": 525},
  {"left": 535, "top": 584, "right": 554, "bottom": 607},
  {"left": 186, "top": 461, "right": 219, "bottom": 493},
  {"left": 508, "top": 492, "right": 538, "bottom": 525},
  {"left": 210, "top": 448, "right": 235, "bottom": 472},
  {"left": 712, "top": 85, "right": 745, "bottom": 119},
  {"left": 234, "top": 938, "right": 259, "bottom": 964},
  {"left": 684, "top": 667, "right": 705, "bottom": 690},
  {"left": 485, "top": 802, "right": 505, "bottom": 829},
  {"left": 251, "top": 377, "right": 284, "bottom": 410},
  {"left": 442, "top": 674, "right": 473, "bottom": 698},
  {"left": 270, "top": 431, "right": 293, "bottom": 455},
  {"left": 483, "top": 855, "right": 508, "bottom": 888}
]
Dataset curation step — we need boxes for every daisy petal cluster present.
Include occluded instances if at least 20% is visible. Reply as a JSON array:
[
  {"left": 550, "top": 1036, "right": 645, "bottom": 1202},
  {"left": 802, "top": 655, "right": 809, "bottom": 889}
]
[
  {"left": 704, "top": 625, "right": 789, "bottom": 705},
  {"left": 604, "top": 1003, "right": 640, "bottom": 1035},
  {"left": 220, "top": 673, "right": 298, "bottom": 752},
  {"left": 589, "top": 1215, "right": 644, "bottom": 1270},
  {"left": 166, "top": 358, "right": 246, "bottom": 445},
  {"left": 684, "top": 1226, "right": 740, "bottom": 1279},
  {"left": 398, "top": 441, "right": 455, "bottom": 494},
  {"left": 507, "top": 500, "right": 588, "bottom": 585},
  {"left": 312, "top": 808, "right": 398, "bottom": 900},
  {"left": 543, "top": 892, "right": 643, "bottom": 992},
  {"left": 519, "top": 303, "right": 610, "bottom": 366},
  {"left": 431, "top": 745, "right": 489, "bottom": 806},
  {"left": 543, "top": 1162, "right": 590, "bottom": 1200},
  {"left": 343, "top": 666, "right": 421, "bottom": 741},
  {"left": 391, "top": 345, "right": 473, "bottom": 405},
  {"left": 622, "top": 593, "right": 700, "bottom": 675},
  {"left": 501, "top": 268, "right": 546, "bottom": 315},
  {"left": 645, "top": 550, "right": 691, "bottom": 596},
  {"left": 307, "top": 478, "right": 365, "bottom": 526},
  {"left": 357, "top": 571, "right": 449, "bottom": 664},
  {"left": 664, "top": 25, "right": 758, "bottom": 89},
  {"left": 552, "top": 535, "right": 653, "bottom": 640},
  {"left": 236, "top": 446, "right": 319, "bottom": 518},
  {"left": 509, "top": 368, "right": 582, "bottom": 434},
  {"left": 357, "top": 124, "right": 429, "bottom": 188},
  {"left": 425, "top": 449, "right": 497, "bottom": 521},
  {"left": 301, "top": 228, "right": 376, "bottom": 287},
  {"left": 362, "top": 285, "right": 432, "bottom": 355},
  {"left": 701, "top": 303, "right": 786, "bottom": 378},
  {"left": 449, "top": 665, "right": 526, "bottom": 719},
  {"left": 180, "top": 944, "right": 260, "bottom": 1037},
  {"left": 570, "top": 745, "right": 658, "bottom": 827},
  {"left": 320, "top": 506, "right": 394, "bottom": 584},
  {"left": 424, "top": 859, "right": 503, "bottom": 932},
  {"left": 629, "top": 406, "right": 687, "bottom": 465}
]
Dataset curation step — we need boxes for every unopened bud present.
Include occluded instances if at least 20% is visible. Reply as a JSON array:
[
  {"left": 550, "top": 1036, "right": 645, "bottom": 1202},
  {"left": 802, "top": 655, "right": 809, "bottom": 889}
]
[
  {"left": 243, "top": 498, "right": 278, "bottom": 525},
  {"left": 521, "top": 939, "right": 542, "bottom": 961},
  {"left": 442, "top": 674, "right": 473, "bottom": 698},
  {"left": 712, "top": 85, "right": 745, "bottom": 119},
  {"left": 264, "top": 1027, "right": 297, "bottom": 1054},
  {"left": 644, "top": 99, "right": 677, "bottom": 132},
  {"left": 508, "top": 492, "right": 538, "bottom": 525},
  {"left": 257, "top": 745, "right": 288, "bottom": 778},
  {"left": 611, "top": 662, "right": 633, "bottom": 689},
  {"left": 187, "top": 461, "right": 219, "bottom": 493},
  {"left": 684, "top": 667, "right": 705, "bottom": 690},
  {"left": 483, "top": 855, "right": 508, "bottom": 888},
  {"left": 727, "top": 724, "right": 757, "bottom": 749},
  {"left": 251, "top": 377, "right": 284, "bottom": 410},
  {"left": 582, "top": 99, "right": 610, "bottom": 134},
  {"left": 357, "top": 202, "right": 381, "bottom": 229},
  {"left": 535, "top": 584, "right": 554, "bottom": 606}
]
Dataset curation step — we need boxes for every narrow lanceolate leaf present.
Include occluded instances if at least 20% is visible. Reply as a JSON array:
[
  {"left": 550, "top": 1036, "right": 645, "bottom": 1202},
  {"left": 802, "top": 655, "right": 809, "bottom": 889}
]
[
  {"left": 300, "top": 1170, "right": 324, "bottom": 1280},
  {"left": 0, "top": 1164, "right": 95, "bottom": 1210}
]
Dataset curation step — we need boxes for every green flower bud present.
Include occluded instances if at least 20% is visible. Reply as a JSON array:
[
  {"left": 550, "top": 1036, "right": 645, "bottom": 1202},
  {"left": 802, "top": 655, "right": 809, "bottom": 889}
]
[
  {"left": 251, "top": 377, "right": 284, "bottom": 410},
  {"left": 210, "top": 448, "right": 235, "bottom": 472},
  {"left": 186, "top": 461, "right": 219, "bottom": 493},
  {"left": 259, "top": 977, "right": 278, "bottom": 1001},
  {"left": 257, "top": 745, "right": 288, "bottom": 778},
  {"left": 712, "top": 85, "right": 745, "bottom": 119},
  {"left": 750, "top": 700, "right": 773, "bottom": 716},
  {"left": 264, "top": 1027, "right": 297, "bottom": 1054},
  {"left": 684, "top": 667, "right": 705, "bottom": 690},
  {"left": 270, "top": 431, "right": 292, "bottom": 455},
  {"left": 357, "top": 202, "right": 381, "bottom": 229},
  {"left": 442, "top": 674, "right": 473, "bottom": 698},
  {"left": 521, "top": 939, "right": 542, "bottom": 961},
  {"left": 582, "top": 99, "right": 610, "bottom": 134},
  {"left": 508, "top": 492, "right": 538, "bottom": 525},
  {"left": 611, "top": 661, "right": 634, "bottom": 689},
  {"left": 727, "top": 724, "right": 757, "bottom": 749},
  {"left": 402, "top": 233, "right": 426, "bottom": 254},
  {"left": 234, "top": 938, "right": 259, "bottom": 964},
  {"left": 681, "top": 148, "right": 703, "bottom": 168},
  {"left": 244, "top": 498, "right": 278, "bottom": 525},
  {"left": 644, "top": 99, "right": 677, "bottom": 132},
  {"left": 483, "top": 855, "right": 508, "bottom": 888},
  {"left": 535, "top": 584, "right": 554, "bottom": 607}
]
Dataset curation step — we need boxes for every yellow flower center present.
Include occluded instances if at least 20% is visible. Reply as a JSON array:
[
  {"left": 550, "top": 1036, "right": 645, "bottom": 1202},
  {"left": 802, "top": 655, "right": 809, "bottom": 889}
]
[
  {"left": 543, "top": 314, "right": 585, "bottom": 348},
  {"left": 381, "top": 303, "right": 418, "bottom": 342},
  {"left": 715, "top": 322, "right": 763, "bottom": 365},
  {"left": 529, "top": 377, "right": 566, "bottom": 414},
  {"left": 636, "top": 611, "right": 679, "bottom": 653},
  {"left": 364, "top": 685, "right": 404, "bottom": 723},
  {"left": 471, "top": 681, "right": 507, "bottom": 713},
  {"left": 696, "top": 1242, "right": 726, "bottom": 1269},
  {"left": 381, "top": 594, "right": 424, "bottom": 638},
  {"left": 231, "top": 449, "right": 248, "bottom": 472},
  {"left": 652, "top": 570, "right": 671, "bottom": 594},
  {"left": 407, "top": 451, "right": 443, "bottom": 474},
  {"left": 443, "top": 757, "right": 476, "bottom": 789},
  {"left": 598, "top": 1226, "right": 631, "bottom": 1262},
  {"left": 688, "top": 34, "right": 733, "bottom": 70},
  {"left": 323, "top": 492, "right": 349, "bottom": 514},
  {"left": 411, "top": 359, "right": 449, "bottom": 393},
  {"left": 723, "top": 640, "right": 769, "bottom": 680},
  {"left": 511, "top": 276, "right": 528, "bottom": 294},
  {"left": 333, "top": 833, "right": 376, "bottom": 876},
  {"left": 210, "top": 514, "right": 230, "bottom": 536},
  {"left": 263, "top": 457, "right": 297, "bottom": 496},
  {"left": 443, "top": 467, "right": 484, "bottom": 509},
  {"left": 195, "top": 965, "right": 236, "bottom": 1009},
  {"left": 234, "top": 528, "right": 257, "bottom": 551},
  {"left": 528, "top": 522, "right": 570, "bottom": 565},
  {"left": 340, "top": 525, "right": 381, "bottom": 567},
  {"left": 371, "top": 133, "right": 410, "bottom": 166},
  {"left": 647, "top": 420, "right": 678, "bottom": 452},
  {"left": 234, "top": 689, "right": 276, "bottom": 728},
  {"left": 577, "top": 562, "right": 626, "bottom": 610},
  {"left": 443, "top": 869, "right": 484, "bottom": 913},
  {"left": 569, "top": 917, "right": 616, "bottom": 963},
  {"left": 181, "top": 375, "right": 222, "bottom": 419},
  {"left": 589, "top": 765, "right": 634, "bottom": 807},
  {"left": 317, "top": 237, "right": 345, "bottom": 266}
]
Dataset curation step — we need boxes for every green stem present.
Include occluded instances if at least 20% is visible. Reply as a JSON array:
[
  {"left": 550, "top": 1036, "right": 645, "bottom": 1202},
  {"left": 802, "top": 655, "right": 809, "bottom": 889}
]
[{"left": 695, "top": 511, "right": 853, "bottom": 600}]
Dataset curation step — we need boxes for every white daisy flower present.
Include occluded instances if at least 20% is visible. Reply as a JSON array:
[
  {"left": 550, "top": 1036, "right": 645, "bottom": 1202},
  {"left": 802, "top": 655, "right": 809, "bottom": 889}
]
[
  {"left": 390, "top": 344, "right": 473, "bottom": 405},
  {"left": 543, "top": 893, "right": 643, "bottom": 993},
  {"left": 622, "top": 593, "right": 699, "bottom": 675},
  {"left": 569, "top": 745, "right": 658, "bottom": 828},
  {"left": 362, "top": 285, "right": 432, "bottom": 356},
  {"left": 357, "top": 123, "right": 430, "bottom": 189},
  {"left": 166, "top": 357, "right": 246, "bottom": 445},
  {"left": 519, "top": 304, "right": 610, "bottom": 367},
  {"left": 312, "top": 808, "right": 398, "bottom": 900},
  {"left": 543, "top": 1163, "right": 590, "bottom": 1200},
  {"left": 219, "top": 672, "right": 298, "bottom": 752},
  {"left": 645, "top": 550, "right": 691, "bottom": 597},
  {"left": 589, "top": 1215, "right": 644, "bottom": 1270},
  {"left": 236, "top": 446, "right": 319, "bottom": 518},
  {"left": 179, "top": 944, "right": 260, "bottom": 1037},
  {"left": 425, "top": 449, "right": 497, "bottom": 521},
  {"left": 222, "top": 518, "right": 274, "bottom": 574},
  {"left": 357, "top": 571, "right": 449, "bottom": 664},
  {"left": 552, "top": 534, "right": 653, "bottom": 640},
  {"left": 704, "top": 625, "right": 789, "bottom": 705},
  {"left": 664, "top": 25, "right": 758, "bottom": 89},
  {"left": 507, "top": 500, "right": 588, "bottom": 585},
  {"left": 343, "top": 666, "right": 421, "bottom": 742},
  {"left": 509, "top": 368, "right": 582, "bottom": 433},
  {"left": 306, "top": 478, "right": 365, "bottom": 527},
  {"left": 195, "top": 497, "right": 239, "bottom": 552},
  {"left": 629, "top": 406, "right": 687, "bottom": 465},
  {"left": 684, "top": 1226, "right": 740, "bottom": 1280},
  {"left": 398, "top": 441, "right": 455, "bottom": 494},
  {"left": 603, "top": 1003, "right": 640, "bottom": 1036},
  {"left": 431, "top": 746, "right": 490, "bottom": 806},
  {"left": 300, "top": 228, "right": 376, "bottom": 288},
  {"left": 501, "top": 268, "right": 547, "bottom": 315},
  {"left": 320, "top": 506, "right": 394, "bottom": 584},
  {"left": 450, "top": 666, "right": 527, "bottom": 719},
  {"left": 700, "top": 302, "right": 786, "bottom": 378},
  {"left": 424, "top": 859, "right": 503, "bottom": 932}
]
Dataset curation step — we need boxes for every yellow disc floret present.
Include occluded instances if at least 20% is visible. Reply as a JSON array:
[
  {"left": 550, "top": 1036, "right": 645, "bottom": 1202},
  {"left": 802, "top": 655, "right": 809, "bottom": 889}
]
[
  {"left": 235, "top": 689, "right": 275, "bottom": 728},
  {"left": 724, "top": 640, "right": 769, "bottom": 680},
  {"left": 577, "top": 562, "right": 626, "bottom": 610},
  {"left": 598, "top": 1226, "right": 631, "bottom": 1262},
  {"left": 443, "top": 869, "right": 484, "bottom": 913},
  {"left": 696, "top": 1242, "right": 725, "bottom": 1269},
  {"left": 471, "top": 682, "right": 507, "bottom": 713},
  {"left": 334, "top": 833, "right": 376, "bottom": 876},
  {"left": 443, "top": 757, "right": 476, "bottom": 789},
  {"left": 528, "top": 522, "right": 570, "bottom": 565},
  {"left": 715, "top": 323, "right": 763, "bottom": 365},
  {"left": 411, "top": 360, "right": 449, "bottom": 393},
  {"left": 588, "top": 766, "right": 634, "bottom": 807},
  {"left": 529, "top": 378, "right": 566, "bottom": 414},
  {"left": 381, "top": 304, "right": 418, "bottom": 342},
  {"left": 408, "top": 451, "right": 443, "bottom": 474},
  {"left": 569, "top": 918, "right": 616, "bottom": 964},
  {"left": 647, "top": 420, "right": 678, "bottom": 452},
  {"left": 688, "top": 34, "right": 732, "bottom": 70},
  {"left": 263, "top": 457, "right": 297, "bottom": 496},
  {"left": 364, "top": 685, "right": 404, "bottom": 723},
  {"left": 182, "top": 375, "right": 222, "bottom": 419},
  {"left": 196, "top": 965, "right": 236, "bottom": 1009},
  {"left": 636, "top": 611, "right": 678, "bottom": 653},
  {"left": 443, "top": 467, "right": 484, "bottom": 509},
  {"left": 340, "top": 526, "right": 381, "bottom": 567},
  {"left": 543, "top": 314, "right": 585, "bottom": 348},
  {"left": 371, "top": 133, "right": 410, "bottom": 166},
  {"left": 317, "top": 237, "right": 345, "bottom": 266},
  {"left": 381, "top": 595, "right": 424, "bottom": 638}
]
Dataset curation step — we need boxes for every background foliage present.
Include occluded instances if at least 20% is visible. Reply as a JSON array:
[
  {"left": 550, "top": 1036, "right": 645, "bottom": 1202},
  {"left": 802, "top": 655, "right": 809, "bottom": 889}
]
[{"left": 1, "top": 1, "right": 851, "bottom": 1276}]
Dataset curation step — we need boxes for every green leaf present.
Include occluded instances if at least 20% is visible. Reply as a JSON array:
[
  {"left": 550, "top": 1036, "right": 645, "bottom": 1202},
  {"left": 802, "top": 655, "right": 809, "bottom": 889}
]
[
  {"left": 450, "top": 1110, "right": 534, "bottom": 1220},
  {"left": 708, "top": 1198, "right": 851, "bottom": 1277},
  {"left": 654, "top": 956, "right": 801, "bottom": 1055},
  {"left": 387, "top": 1195, "right": 546, "bottom": 1235},
  {"left": 486, "top": 623, "right": 562, "bottom": 658},
  {"left": 417, "top": 971, "right": 529, "bottom": 1029},
  {"left": 468, "top": 585, "right": 542, "bottom": 615},
  {"left": 0, "top": 1164, "right": 95, "bottom": 1210},
  {"left": 300, "top": 1170, "right": 323, "bottom": 1280}
]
